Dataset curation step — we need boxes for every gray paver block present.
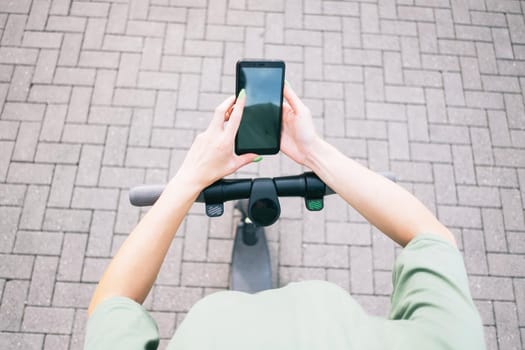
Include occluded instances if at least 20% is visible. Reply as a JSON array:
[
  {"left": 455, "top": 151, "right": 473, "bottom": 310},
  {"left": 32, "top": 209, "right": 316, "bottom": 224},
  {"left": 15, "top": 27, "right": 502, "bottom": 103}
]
[
  {"left": 28, "top": 256, "right": 58, "bottom": 306},
  {"left": 14, "top": 231, "right": 63, "bottom": 255},
  {"left": 22, "top": 307, "right": 75, "bottom": 334},
  {"left": 153, "top": 286, "right": 203, "bottom": 312},
  {"left": 488, "top": 253, "right": 525, "bottom": 277},
  {"left": 350, "top": 246, "right": 374, "bottom": 294},
  {"left": 181, "top": 262, "right": 229, "bottom": 288},
  {"left": 279, "top": 267, "right": 326, "bottom": 286},
  {"left": 494, "top": 302, "right": 521, "bottom": 350},
  {"left": 0, "top": 280, "right": 29, "bottom": 331},
  {"left": 0, "top": 333, "right": 43, "bottom": 350},
  {"left": 0, "top": 254, "right": 33, "bottom": 279},
  {"left": 0, "top": 206, "right": 20, "bottom": 253},
  {"left": 57, "top": 234, "right": 87, "bottom": 281}
]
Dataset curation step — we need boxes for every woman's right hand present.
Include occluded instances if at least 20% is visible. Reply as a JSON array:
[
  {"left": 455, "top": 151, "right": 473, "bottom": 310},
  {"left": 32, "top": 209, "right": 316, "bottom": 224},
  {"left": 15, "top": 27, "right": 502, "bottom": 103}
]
[{"left": 281, "top": 83, "right": 321, "bottom": 167}]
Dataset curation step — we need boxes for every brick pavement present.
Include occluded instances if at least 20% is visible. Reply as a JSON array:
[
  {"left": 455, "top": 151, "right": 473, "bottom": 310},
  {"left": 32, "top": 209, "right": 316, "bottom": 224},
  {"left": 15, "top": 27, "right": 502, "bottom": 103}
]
[{"left": 0, "top": 0, "right": 524, "bottom": 349}]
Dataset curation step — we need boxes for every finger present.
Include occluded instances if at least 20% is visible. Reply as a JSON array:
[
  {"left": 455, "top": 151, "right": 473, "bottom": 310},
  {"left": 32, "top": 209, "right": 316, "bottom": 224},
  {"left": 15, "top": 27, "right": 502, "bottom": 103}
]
[
  {"left": 210, "top": 95, "right": 235, "bottom": 130},
  {"left": 283, "top": 83, "right": 305, "bottom": 114},
  {"left": 233, "top": 153, "right": 259, "bottom": 170},
  {"left": 225, "top": 89, "right": 246, "bottom": 137}
]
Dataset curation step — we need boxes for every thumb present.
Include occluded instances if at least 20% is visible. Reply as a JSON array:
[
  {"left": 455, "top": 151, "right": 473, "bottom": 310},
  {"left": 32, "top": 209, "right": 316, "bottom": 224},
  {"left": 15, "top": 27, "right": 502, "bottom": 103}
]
[{"left": 234, "top": 153, "right": 260, "bottom": 169}]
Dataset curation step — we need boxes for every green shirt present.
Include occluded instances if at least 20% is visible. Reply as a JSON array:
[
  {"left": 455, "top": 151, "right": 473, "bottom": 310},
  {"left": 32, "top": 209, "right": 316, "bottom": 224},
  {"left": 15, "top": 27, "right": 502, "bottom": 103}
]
[{"left": 85, "top": 235, "right": 485, "bottom": 350}]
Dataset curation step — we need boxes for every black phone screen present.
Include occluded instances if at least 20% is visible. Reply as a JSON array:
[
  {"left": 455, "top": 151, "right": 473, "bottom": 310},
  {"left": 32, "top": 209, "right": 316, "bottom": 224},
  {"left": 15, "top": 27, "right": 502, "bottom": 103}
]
[{"left": 235, "top": 60, "right": 285, "bottom": 155}]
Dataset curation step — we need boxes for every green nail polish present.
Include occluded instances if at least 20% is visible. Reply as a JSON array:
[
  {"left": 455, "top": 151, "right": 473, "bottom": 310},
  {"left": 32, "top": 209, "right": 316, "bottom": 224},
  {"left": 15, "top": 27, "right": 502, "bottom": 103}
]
[
  {"left": 252, "top": 156, "right": 262, "bottom": 163},
  {"left": 238, "top": 89, "right": 246, "bottom": 99},
  {"left": 285, "top": 79, "right": 292, "bottom": 89}
]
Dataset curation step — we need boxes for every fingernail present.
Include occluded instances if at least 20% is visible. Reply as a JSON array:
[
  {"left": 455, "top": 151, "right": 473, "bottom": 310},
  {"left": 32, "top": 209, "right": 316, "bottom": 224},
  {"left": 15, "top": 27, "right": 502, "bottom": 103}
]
[
  {"left": 252, "top": 156, "right": 262, "bottom": 163},
  {"left": 285, "top": 79, "right": 292, "bottom": 89},
  {"left": 238, "top": 89, "right": 246, "bottom": 99}
]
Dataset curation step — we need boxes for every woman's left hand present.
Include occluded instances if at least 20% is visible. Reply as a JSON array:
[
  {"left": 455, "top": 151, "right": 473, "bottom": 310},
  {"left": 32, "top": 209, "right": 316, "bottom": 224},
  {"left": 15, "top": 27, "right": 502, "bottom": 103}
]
[{"left": 174, "top": 91, "right": 258, "bottom": 191}]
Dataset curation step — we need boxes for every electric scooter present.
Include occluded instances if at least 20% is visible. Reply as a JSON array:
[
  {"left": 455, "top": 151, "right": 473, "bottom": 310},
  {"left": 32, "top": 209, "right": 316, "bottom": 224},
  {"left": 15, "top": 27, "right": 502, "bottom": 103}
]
[{"left": 129, "top": 172, "right": 394, "bottom": 294}]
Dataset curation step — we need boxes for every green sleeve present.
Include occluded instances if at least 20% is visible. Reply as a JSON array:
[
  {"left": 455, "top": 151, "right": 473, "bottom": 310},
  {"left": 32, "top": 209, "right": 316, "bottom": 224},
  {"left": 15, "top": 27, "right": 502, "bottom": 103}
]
[
  {"left": 84, "top": 296, "right": 160, "bottom": 350},
  {"left": 389, "top": 234, "right": 485, "bottom": 349}
]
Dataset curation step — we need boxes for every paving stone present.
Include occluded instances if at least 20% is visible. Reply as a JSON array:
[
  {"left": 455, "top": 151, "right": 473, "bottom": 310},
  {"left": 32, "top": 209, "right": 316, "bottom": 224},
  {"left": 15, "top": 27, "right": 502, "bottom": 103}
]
[
  {"left": 116, "top": 53, "right": 140, "bottom": 87},
  {"left": 0, "top": 280, "right": 29, "bottom": 331},
  {"left": 35, "top": 142, "right": 81, "bottom": 164},
  {"left": 504, "top": 94, "right": 525, "bottom": 130},
  {"left": 0, "top": 184, "right": 25, "bottom": 206},
  {"left": 326, "top": 222, "right": 371, "bottom": 245},
  {"left": 488, "top": 253, "right": 525, "bottom": 277},
  {"left": 114, "top": 88, "right": 155, "bottom": 108},
  {"left": 8, "top": 66, "right": 34, "bottom": 101},
  {"left": 0, "top": 47, "right": 38, "bottom": 65},
  {"left": 183, "top": 215, "right": 209, "bottom": 262},
  {"left": 29, "top": 84, "right": 71, "bottom": 104},
  {"left": 81, "top": 257, "right": 110, "bottom": 282},
  {"left": 452, "top": 145, "right": 476, "bottom": 185},
  {"left": 58, "top": 33, "right": 82, "bottom": 66},
  {"left": 460, "top": 57, "right": 482, "bottom": 90},
  {"left": 279, "top": 267, "right": 326, "bottom": 286},
  {"left": 2, "top": 14, "right": 26, "bottom": 46},
  {"left": 411, "top": 143, "right": 451, "bottom": 163},
  {"left": 514, "top": 279, "right": 525, "bottom": 326},
  {"left": 79, "top": 51, "right": 119, "bottom": 69},
  {"left": 304, "top": 243, "right": 348, "bottom": 268},
  {"left": 89, "top": 106, "right": 131, "bottom": 125},
  {"left": 0, "top": 206, "right": 20, "bottom": 255},
  {"left": 72, "top": 187, "right": 119, "bottom": 210},
  {"left": 2, "top": 102, "right": 46, "bottom": 121},
  {"left": 153, "top": 286, "right": 202, "bottom": 312},
  {"left": 43, "top": 334, "right": 69, "bottom": 350},
  {"left": 83, "top": 18, "right": 106, "bottom": 49},
  {"left": 350, "top": 246, "right": 373, "bottom": 294},
  {"left": 28, "top": 256, "right": 58, "bottom": 306},
  {"left": 279, "top": 219, "right": 302, "bottom": 266},
  {"left": 39, "top": 104, "right": 66, "bottom": 142},
  {"left": 7, "top": 162, "right": 54, "bottom": 185},
  {"left": 22, "top": 307, "right": 74, "bottom": 334},
  {"left": 391, "top": 161, "right": 433, "bottom": 183},
  {"left": 476, "top": 42, "right": 498, "bottom": 74},
  {"left": 46, "top": 15, "right": 85, "bottom": 32},
  {"left": 0, "top": 254, "right": 33, "bottom": 279},
  {"left": 438, "top": 205, "right": 482, "bottom": 229},
  {"left": 481, "top": 208, "right": 508, "bottom": 252},
  {"left": 507, "top": 231, "right": 525, "bottom": 253},
  {"left": 43, "top": 209, "right": 91, "bottom": 232},
  {"left": 0, "top": 333, "right": 43, "bottom": 350},
  {"left": 54, "top": 68, "right": 95, "bottom": 86},
  {"left": 500, "top": 189, "right": 525, "bottom": 231},
  {"left": 181, "top": 262, "right": 229, "bottom": 288},
  {"left": 433, "top": 164, "right": 457, "bottom": 205},
  {"left": 494, "top": 302, "right": 521, "bottom": 350},
  {"left": 0, "top": 120, "right": 18, "bottom": 140},
  {"left": 13, "top": 230, "right": 63, "bottom": 256},
  {"left": 457, "top": 186, "right": 500, "bottom": 208},
  {"left": 19, "top": 185, "right": 49, "bottom": 230},
  {"left": 372, "top": 229, "right": 395, "bottom": 271},
  {"left": 462, "top": 229, "right": 489, "bottom": 275},
  {"left": 66, "top": 87, "right": 92, "bottom": 123}
]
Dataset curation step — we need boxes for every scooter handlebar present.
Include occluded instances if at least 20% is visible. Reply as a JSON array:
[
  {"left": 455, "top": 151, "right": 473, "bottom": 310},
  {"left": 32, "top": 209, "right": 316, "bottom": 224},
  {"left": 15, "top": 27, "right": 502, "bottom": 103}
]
[{"left": 129, "top": 172, "right": 396, "bottom": 207}]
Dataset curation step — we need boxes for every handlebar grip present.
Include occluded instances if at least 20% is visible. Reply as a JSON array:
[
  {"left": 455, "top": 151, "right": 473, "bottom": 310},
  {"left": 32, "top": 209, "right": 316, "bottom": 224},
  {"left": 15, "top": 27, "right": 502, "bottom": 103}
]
[{"left": 129, "top": 185, "right": 165, "bottom": 206}]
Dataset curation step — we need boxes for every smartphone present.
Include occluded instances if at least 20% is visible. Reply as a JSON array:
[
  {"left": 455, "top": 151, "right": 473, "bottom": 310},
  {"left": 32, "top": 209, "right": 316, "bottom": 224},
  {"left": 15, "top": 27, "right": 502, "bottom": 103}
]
[{"left": 235, "top": 60, "right": 285, "bottom": 155}]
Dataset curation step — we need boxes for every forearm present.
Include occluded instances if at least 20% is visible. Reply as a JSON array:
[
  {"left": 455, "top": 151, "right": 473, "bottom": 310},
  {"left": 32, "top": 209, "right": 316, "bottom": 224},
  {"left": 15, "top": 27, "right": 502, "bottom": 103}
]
[
  {"left": 87, "top": 175, "right": 201, "bottom": 315},
  {"left": 305, "top": 138, "right": 456, "bottom": 247}
]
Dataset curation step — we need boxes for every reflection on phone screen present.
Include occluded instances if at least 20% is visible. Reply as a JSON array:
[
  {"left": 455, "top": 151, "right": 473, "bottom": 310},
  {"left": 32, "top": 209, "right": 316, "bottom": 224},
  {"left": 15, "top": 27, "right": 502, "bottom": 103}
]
[{"left": 237, "top": 66, "right": 283, "bottom": 152}]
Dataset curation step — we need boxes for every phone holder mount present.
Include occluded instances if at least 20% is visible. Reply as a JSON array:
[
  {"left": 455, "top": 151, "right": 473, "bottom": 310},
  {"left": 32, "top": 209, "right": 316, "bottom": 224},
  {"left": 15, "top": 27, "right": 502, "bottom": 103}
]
[{"left": 203, "top": 173, "right": 325, "bottom": 227}]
